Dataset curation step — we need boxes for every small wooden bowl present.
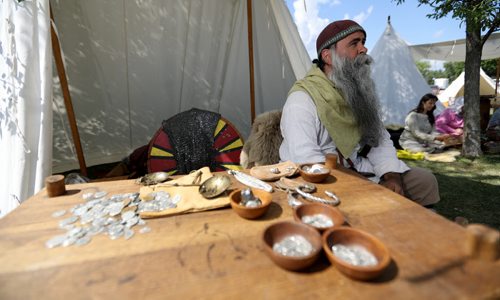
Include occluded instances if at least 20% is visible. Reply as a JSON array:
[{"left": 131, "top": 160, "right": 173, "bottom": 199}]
[
  {"left": 293, "top": 203, "right": 345, "bottom": 232},
  {"left": 322, "top": 227, "right": 391, "bottom": 280},
  {"left": 229, "top": 189, "right": 272, "bottom": 219},
  {"left": 263, "top": 221, "right": 322, "bottom": 271},
  {"left": 299, "top": 163, "right": 330, "bottom": 183}
]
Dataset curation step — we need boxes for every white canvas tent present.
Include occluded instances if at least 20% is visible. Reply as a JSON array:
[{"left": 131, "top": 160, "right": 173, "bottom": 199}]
[
  {"left": 0, "top": 0, "right": 311, "bottom": 217},
  {"left": 50, "top": 0, "right": 311, "bottom": 173},
  {"left": 438, "top": 68, "right": 499, "bottom": 105},
  {"left": 370, "top": 21, "right": 434, "bottom": 127},
  {"left": 0, "top": 0, "right": 52, "bottom": 218},
  {"left": 410, "top": 32, "right": 500, "bottom": 62}
]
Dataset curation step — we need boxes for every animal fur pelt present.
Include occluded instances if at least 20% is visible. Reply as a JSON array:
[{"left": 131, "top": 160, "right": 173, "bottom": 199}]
[{"left": 240, "top": 110, "right": 283, "bottom": 168}]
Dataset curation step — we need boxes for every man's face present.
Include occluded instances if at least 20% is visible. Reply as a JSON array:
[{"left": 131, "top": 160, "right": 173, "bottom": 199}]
[{"left": 334, "top": 31, "right": 367, "bottom": 60}]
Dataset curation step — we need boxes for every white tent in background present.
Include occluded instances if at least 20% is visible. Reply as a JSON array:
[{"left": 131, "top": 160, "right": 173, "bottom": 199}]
[
  {"left": 438, "top": 68, "right": 498, "bottom": 105},
  {"left": 0, "top": 0, "right": 311, "bottom": 217},
  {"left": 370, "top": 20, "right": 432, "bottom": 127},
  {"left": 410, "top": 32, "right": 500, "bottom": 62}
]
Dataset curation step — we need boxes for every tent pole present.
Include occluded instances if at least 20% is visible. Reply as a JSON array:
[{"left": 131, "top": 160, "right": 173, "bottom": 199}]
[
  {"left": 50, "top": 4, "right": 88, "bottom": 176},
  {"left": 246, "top": 0, "right": 256, "bottom": 124},
  {"left": 495, "top": 58, "right": 499, "bottom": 97}
]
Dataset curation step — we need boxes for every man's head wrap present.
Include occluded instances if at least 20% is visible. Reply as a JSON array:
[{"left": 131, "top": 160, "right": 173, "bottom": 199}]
[{"left": 316, "top": 20, "right": 366, "bottom": 57}]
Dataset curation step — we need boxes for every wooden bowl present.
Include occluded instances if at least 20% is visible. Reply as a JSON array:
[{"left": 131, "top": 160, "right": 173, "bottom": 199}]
[
  {"left": 229, "top": 189, "right": 272, "bottom": 219},
  {"left": 299, "top": 163, "right": 330, "bottom": 183},
  {"left": 322, "top": 227, "right": 391, "bottom": 280},
  {"left": 262, "top": 221, "right": 322, "bottom": 271},
  {"left": 293, "top": 203, "right": 345, "bottom": 232}
]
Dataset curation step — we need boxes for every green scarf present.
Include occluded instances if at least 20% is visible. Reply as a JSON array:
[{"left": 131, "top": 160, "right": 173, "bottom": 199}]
[{"left": 289, "top": 65, "right": 360, "bottom": 156}]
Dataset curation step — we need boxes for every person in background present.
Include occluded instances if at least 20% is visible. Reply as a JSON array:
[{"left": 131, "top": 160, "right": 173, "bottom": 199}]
[
  {"left": 436, "top": 105, "right": 464, "bottom": 138},
  {"left": 399, "top": 93, "right": 450, "bottom": 153},
  {"left": 483, "top": 105, "right": 500, "bottom": 154},
  {"left": 279, "top": 20, "right": 440, "bottom": 207},
  {"left": 486, "top": 105, "right": 500, "bottom": 141}
]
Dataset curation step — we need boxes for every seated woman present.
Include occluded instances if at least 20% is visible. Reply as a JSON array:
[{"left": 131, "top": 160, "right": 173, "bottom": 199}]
[
  {"left": 399, "top": 93, "right": 450, "bottom": 153},
  {"left": 436, "top": 106, "right": 464, "bottom": 137},
  {"left": 436, "top": 96, "right": 464, "bottom": 138}
]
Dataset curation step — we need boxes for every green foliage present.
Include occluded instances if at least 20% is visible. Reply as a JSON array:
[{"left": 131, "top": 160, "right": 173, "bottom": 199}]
[
  {"left": 443, "top": 61, "right": 464, "bottom": 81},
  {"left": 416, "top": 61, "right": 446, "bottom": 84},
  {"left": 481, "top": 59, "right": 498, "bottom": 78},
  {"left": 416, "top": 61, "right": 431, "bottom": 84},
  {"left": 443, "top": 60, "right": 497, "bottom": 80}
]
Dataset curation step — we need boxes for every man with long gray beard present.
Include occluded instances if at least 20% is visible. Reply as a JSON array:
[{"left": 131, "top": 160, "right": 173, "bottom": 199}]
[{"left": 279, "top": 20, "right": 439, "bottom": 207}]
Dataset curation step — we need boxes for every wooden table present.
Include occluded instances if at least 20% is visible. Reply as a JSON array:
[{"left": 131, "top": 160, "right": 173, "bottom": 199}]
[{"left": 0, "top": 168, "right": 499, "bottom": 299}]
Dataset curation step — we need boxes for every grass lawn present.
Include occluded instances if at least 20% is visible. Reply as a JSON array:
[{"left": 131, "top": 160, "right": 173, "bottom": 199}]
[{"left": 403, "top": 154, "right": 500, "bottom": 230}]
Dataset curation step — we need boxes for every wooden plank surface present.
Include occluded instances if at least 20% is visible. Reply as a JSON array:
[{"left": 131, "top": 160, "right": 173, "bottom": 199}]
[{"left": 0, "top": 169, "right": 499, "bottom": 299}]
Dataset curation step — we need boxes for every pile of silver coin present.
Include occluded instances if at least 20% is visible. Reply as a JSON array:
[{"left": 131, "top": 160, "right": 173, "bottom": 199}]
[
  {"left": 240, "top": 188, "right": 262, "bottom": 208},
  {"left": 301, "top": 214, "right": 334, "bottom": 229},
  {"left": 303, "top": 164, "right": 328, "bottom": 174},
  {"left": 273, "top": 234, "right": 314, "bottom": 257},
  {"left": 331, "top": 244, "right": 378, "bottom": 266},
  {"left": 45, "top": 190, "right": 182, "bottom": 248}
]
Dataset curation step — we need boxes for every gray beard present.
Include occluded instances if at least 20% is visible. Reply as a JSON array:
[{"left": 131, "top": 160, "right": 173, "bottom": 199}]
[{"left": 328, "top": 50, "right": 384, "bottom": 147}]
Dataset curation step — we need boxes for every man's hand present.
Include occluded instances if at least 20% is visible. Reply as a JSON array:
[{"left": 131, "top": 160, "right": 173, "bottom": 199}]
[{"left": 380, "top": 172, "right": 404, "bottom": 195}]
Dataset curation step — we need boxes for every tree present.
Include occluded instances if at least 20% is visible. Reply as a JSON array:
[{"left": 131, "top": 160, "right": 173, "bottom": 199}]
[
  {"left": 395, "top": 0, "right": 500, "bottom": 157},
  {"left": 416, "top": 61, "right": 433, "bottom": 84},
  {"left": 443, "top": 61, "right": 464, "bottom": 82},
  {"left": 481, "top": 59, "right": 498, "bottom": 78},
  {"left": 416, "top": 61, "right": 446, "bottom": 85}
]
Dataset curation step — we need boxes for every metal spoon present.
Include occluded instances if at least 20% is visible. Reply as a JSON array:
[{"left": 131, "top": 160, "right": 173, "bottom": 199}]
[
  {"left": 136, "top": 172, "right": 169, "bottom": 185},
  {"left": 198, "top": 175, "right": 232, "bottom": 199}
]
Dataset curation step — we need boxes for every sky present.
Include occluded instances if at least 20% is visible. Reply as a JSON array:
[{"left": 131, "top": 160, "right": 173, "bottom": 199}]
[{"left": 285, "top": 0, "right": 466, "bottom": 69}]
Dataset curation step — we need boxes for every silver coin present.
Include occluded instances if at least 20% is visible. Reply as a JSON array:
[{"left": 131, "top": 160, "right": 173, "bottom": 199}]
[
  {"left": 121, "top": 210, "right": 136, "bottom": 222},
  {"left": 171, "top": 194, "right": 182, "bottom": 204},
  {"left": 80, "top": 212, "right": 94, "bottom": 225},
  {"left": 87, "top": 224, "right": 103, "bottom": 236},
  {"left": 301, "top": 214, "right": 333, "bottom": 228},
  {"left": 124, "top": 228, "right": 134, "bottom": 240},
  {"left": 82, "top": 192, "right": 95, "bottom": 200},
  {"left": 75, "top": 235, "right": 92, "bottom": 246},
  {"left": 59, "top": 215, "right": 79, "bottom": 227},
  {"left": 73, "top": 205, "right": 89, "bottom": 216},
  {"left": 241, "top": 199, "right": 262, "bottom": 208},
  {"left": 62, "top": 235, "right": 77, "bottom": 247},
  {"left": 45, "top": 235, "right": 66, "bottom": 248},
  {"left": 108, "top": 202, "right": 124, "bottom": 216},
  {"left": 67, "top": 227, "right": 85, "bottom": 238},
  {"left": 94, "top": 191, "right": 108, "bottom": 198},
  {"left": 139, "top": 226, "right": 151, "bottom": 234},
  {"left": 331, "top": 244, "right": 378, "bottom": 266},
  {"left": 125, "top": 216, "right": 140, "bottom": 228},
  {"left": 51, "top": 210, "right": 66, "bottom": 218},
  {"left": 273, "top": 235, "right": 314, "bottom": 257},
  {"left": 270, "top": 167, "right": 280, "bottom": 174}
]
